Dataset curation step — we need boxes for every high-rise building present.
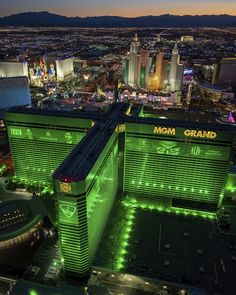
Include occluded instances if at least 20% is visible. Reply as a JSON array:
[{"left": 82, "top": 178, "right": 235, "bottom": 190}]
[
  {"left": 155, "top": 52, "right": 164, "bottom": 90},
  {"left": 135, "top": 53, "right": 141, "bottom": 87},
  {"left": 147, "top": 52, "right": 168, "bottom": 91},
  {"left": 122, "top": 58, "right": 129, "bottom": 84},
  {"left": 0, "top": 61, "right": 28, "bottom": 78},
  {"left": 211, "top": 63, "right": 219, "bottom": 84},
  {"left": 169, "top": 43, "right": 183, "bottom": 92},
  {"left": 175, "top": 63, "right": 184, "bottom": 92},
  {"left": 138, "top": 50, "right": 150, "bottom": 88},
  {"left": 124, "top": 35, "right": 150, "bottom": 88},
  {"left": 146, "top": 56, "right": 153, "bottom": 89},
  {"left": 56, "top": 58, "right": 74, "bottom": 82},
  {"left": 128, "top": 34, "right": 141, "bottom": 86},
  {"left": 5, "top": 110, "right": 93, "bottom": 185},
  {"left": 73, "top": 58, "right": 87, "bottom": 73},
  {"left": 0, "top": 77, "right": 31, "bottom": 109},
  {"left": 5, "top": 104, "right": 236, "bottom": 279},
  {"left": 181, "top": 35, "right": 194, "bottom": 43},
  {"left": 160, "top": 59, "right": 170, "bottom": 90},
  {"left": 124, "top": 35, "right": 151, "bottom": 89},
  {"left": 54, "top": 124, "right": 118, "bottom": 278},
  {"left": 125, "top": 40, "right": 183, "bottom": 92},
  {"left": 218, "top": 58, "right": 236, "bottom": 88}
]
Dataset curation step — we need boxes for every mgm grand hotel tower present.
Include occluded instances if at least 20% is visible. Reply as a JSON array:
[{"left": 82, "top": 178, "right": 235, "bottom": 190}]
[{"left": 4, "top": 104, "right": 236, "bottom": 279}]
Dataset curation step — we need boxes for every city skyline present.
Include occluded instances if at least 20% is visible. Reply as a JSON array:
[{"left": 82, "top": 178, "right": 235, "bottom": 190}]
[
  {"left": 1, "top": 14, "right": 236, "bottom": 294},
  {"left": 1, "top": 0, "right": 236, "bottom": 17}
]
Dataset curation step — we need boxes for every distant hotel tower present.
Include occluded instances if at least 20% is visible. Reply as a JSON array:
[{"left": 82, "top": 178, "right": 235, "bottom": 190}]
[
  {"left": 0, "top": 61, "right": 28, "bottom": 78},
  {"left": 56, "top": 58, "right": 74, "bottom": 82},
  {"left": 217, "top": 58, "right": 236, "bottom": 88},
  {"left": 147, "top": 51, "right": 169, "bottom": 91},
  {"left": 0, "top": 77, "right": 31, "bottom": 109},
  {"left": 128, "top": 34, "right": 141, "bottom": 86},
  {"left": 169, "top": 43, "right": 184, "bottom": 92},
  {"left": 124, "top": 37, "right": 183, "bottom": 92}
]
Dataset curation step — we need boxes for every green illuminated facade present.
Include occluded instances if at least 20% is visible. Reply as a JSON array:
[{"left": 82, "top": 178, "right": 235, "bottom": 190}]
[
  {"left": 226, "top": 173, "right": 236, "bottom": 193},
  {"left": 140, "top": 66, "right": 145, "bottom": 88},
  {"left": 54, "top": 131, "right": 118, "bottom": 278},
  {"left": 5, "top": 112, "right": 92, "bottom": 185},
  {"left": 86, "top": 132, "right": 118, "bottom": 261},
  {"left": 57, "top": 193, "right": 89, "bottom": 277},
  {"left": 5, "top": 105, "right": 236, "bottom": 279},
  {"left": 122, "top": 59, "right": 129, "bottom": 84},
  {"left": 124, "top": 122, "right": 231, "bottom": 211}
]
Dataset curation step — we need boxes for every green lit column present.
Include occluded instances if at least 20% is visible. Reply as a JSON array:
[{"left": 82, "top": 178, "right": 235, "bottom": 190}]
[
  {"left": 140, "top": 66, "right": 145, "bottom": 88},
  {"left": 55, "top": 180, "right": 90, "bottom": 278}
]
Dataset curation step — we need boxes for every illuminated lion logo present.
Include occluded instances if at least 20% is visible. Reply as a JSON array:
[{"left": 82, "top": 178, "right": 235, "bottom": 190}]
[{"left": 156, "top": 141, "right": 180, "bottom": 155}]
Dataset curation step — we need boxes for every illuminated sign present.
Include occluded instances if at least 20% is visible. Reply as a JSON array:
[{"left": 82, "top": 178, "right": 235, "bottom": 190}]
[
  {"left": 156, "top": 142, "right": 180, "bottom": 155},
  {"left": 153, "top": 126, "right": 176, "bottom": 135},
  {"left": 60, "top": 203, "right": 76, "bottom": 219},
  {"left": 191, "top": 146, "right": 201, "bottom": 156},
  {"left": 128, "top": 138, "right": 230, "bottom": 161},
  {"left": 8, "top": 126, "right": 84, "bottom": 144},
  {"left": 153, "top": 126, "right": 217, "bottom": 139},
  {"left": 116, "top": 124, "right": 126, "bottom": 133},
  {"left": 60, "top": 182, "right": 72, "bottom": 193},
  {"left": 184, "top": 129, "right": 217, "bottom": 139},
  {"left": 184, "top": 69, "right": 193, "bottom": 75},
  {"left": 10, "top": 128, "right": 22, "bottom": 136},
  {"left": 59, "top": 199, "right": 78, "bottom": 224}
]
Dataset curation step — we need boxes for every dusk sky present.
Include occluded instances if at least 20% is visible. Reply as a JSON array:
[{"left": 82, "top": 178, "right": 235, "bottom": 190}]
[{"left": 1, "top": 0, "right": 236, "bottom": 17}]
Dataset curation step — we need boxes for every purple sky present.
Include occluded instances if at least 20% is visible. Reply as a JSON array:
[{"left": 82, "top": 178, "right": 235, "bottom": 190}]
[{"left": 1, "top": 0, "right": 236, "bottom": 17}]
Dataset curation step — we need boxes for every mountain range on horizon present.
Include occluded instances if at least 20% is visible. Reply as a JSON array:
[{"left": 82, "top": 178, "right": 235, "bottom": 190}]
[{"left": 1, "top": 11, "right": 236, "bottom": 27}]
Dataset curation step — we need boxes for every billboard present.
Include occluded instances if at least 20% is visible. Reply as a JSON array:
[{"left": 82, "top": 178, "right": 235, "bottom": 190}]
[
  {"left": 58, "top": 198, "right": 78, "bottom": 225},
  {"left": 126, "top": 138, "right": 231, "bottom": 161},
  {"left": 8, "top": 126, "right": 84, "bottom": 145}
]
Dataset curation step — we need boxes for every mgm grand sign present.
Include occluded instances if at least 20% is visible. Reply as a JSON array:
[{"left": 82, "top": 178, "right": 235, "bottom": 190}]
[{"left": 153, "top": 126, "right": 217, "bottom": 139}]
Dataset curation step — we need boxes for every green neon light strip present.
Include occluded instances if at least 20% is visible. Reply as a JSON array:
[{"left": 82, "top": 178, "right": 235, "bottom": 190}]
[
  {"left": 122, "top": 197, "right": 216, "bottom": 219},
  {"left": 114, "top": 204, "right": 136, "bottom": 271},
  {"left": 87, "top": 138, "right": 118, "bottom": 262},
  {"left": 124, "top": 132, "right": 230, "bottom": 208},
  {"left": 114, "top": 196, "right": 216, "bottom": 271}
]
